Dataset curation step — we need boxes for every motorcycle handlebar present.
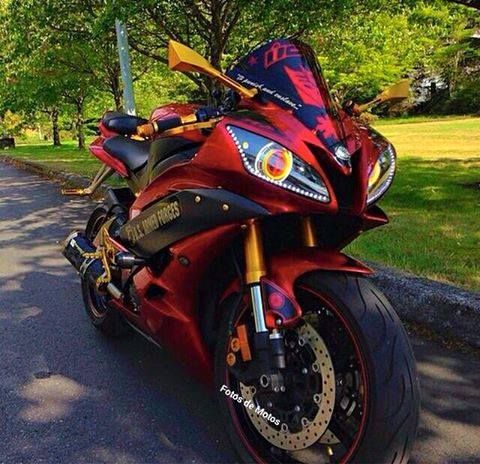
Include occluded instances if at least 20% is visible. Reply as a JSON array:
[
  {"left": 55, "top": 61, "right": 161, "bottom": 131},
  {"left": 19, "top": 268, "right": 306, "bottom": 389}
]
[
  {"left": 136, "top": 106, "right": 224, "bottom": 138},
  {"left": 137, "top": 115, "right": 184, "bottom": 138}
]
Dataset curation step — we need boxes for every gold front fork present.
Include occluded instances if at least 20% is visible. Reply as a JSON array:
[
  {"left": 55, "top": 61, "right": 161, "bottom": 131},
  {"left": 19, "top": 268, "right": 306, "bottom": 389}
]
[
  {"left": 301, "top": 216, "right": 318, "bottom": 247},
  {"left": 243, "top": 217, "right": 316, "bottom": 333},
  {"left": 244, "top": 220, "right": 268, "bottom": 333},
  {"left": 244, "top": 220, "right": 267, "bottom": 285}
]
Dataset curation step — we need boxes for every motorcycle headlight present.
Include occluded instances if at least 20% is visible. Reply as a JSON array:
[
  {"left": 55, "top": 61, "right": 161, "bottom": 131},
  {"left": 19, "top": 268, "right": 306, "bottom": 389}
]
[
  {"left": 227, "top": 125, "right": 330, "bottom": 203},
  {"left": 367, "top": 144, "right": 396, "bottom": 205}
]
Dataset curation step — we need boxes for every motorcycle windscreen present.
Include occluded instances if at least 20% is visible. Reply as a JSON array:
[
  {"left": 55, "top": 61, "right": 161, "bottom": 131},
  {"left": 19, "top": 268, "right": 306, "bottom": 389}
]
[{"left": 227, "top": 39, "right": 344, "bottom": 154}]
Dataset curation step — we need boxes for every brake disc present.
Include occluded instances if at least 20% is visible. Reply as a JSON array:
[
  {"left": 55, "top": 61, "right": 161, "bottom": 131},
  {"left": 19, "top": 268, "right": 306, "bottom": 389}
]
[{"left": 239, "top": 322, "right": 336, "bottom": 451}]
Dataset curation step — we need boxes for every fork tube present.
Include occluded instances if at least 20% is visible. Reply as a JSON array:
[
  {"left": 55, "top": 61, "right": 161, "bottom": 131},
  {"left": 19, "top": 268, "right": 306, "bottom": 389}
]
[
  {"left": 301, "top": 216, "right": 318, "bottom": 247},
  {"left": 244, "top": 221, "right": 268, "bottom": 333}
]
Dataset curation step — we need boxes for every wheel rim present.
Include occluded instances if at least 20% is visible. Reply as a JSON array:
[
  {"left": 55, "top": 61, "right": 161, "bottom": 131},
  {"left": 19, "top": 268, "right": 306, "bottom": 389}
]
[
  {"left": 224, "top": 286, "right": 368, "bottom": 463},
  {"left": 86, "top": 281, "right": 109, "bottom": 318},
  {"left": 84, "top": 211, "right": 110, "bottom": 320},
  {"left": 239, "top": 321, "right": 336, "bottom": 451}
]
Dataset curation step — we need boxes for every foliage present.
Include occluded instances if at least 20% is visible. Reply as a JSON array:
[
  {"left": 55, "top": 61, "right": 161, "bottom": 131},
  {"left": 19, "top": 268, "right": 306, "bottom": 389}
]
[
  {"left": 430, "top": 7, "right": 480, "bottom": 113},
  {"left": 0, "top": 110, "right": 24, "bottom": 136},
  {"left": 316, "top": 1, "right": 478, "bottom": 104},
  {"left": 109, "top": 0, "right": 390, "bottom": 96},
  {"left": 0, "top": 0, "right": 478, "bottom": 139}
]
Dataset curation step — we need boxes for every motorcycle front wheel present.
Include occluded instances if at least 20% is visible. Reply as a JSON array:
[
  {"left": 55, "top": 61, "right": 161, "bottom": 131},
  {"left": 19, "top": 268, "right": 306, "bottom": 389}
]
[{"left": 215, "top": 272, "right": 420, "bottom": 463}]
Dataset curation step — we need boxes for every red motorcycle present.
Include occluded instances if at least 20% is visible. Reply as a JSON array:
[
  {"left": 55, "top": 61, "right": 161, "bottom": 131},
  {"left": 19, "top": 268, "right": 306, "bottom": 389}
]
[{"left": 63, "top": 38, "right": 419, "bottom": 463}]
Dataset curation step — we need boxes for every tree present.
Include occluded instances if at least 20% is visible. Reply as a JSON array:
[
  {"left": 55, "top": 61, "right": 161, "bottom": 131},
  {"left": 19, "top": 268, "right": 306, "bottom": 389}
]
[
  {"left": 0, "top": 0, "right": 134, "bottom": 147},
  {"left": 108, "top": 0, "right": 388, "bottom": 98},
  {"left": 313, "top": 0, "right": 479, "bottom": 113},
  {"left": 315, "top": 6, "right": 436, "bottom": 102},
  {"left": 0, "top": 110, "right": 24, "bottom": 137},
  {"left": 432, "top": 7, "right": 480, "bottom": 112},
  {"left": 1, "top": 3, "right": 75, "bottom": 145},
  {"left": 32, "top": 0, "right": 150, "bottom": 112}
]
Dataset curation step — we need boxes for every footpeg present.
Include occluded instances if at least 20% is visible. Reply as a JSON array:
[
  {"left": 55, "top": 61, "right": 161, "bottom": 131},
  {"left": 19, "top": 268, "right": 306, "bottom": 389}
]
[{"left": 61, "top": 188, "right": 93, "bottom": 196}]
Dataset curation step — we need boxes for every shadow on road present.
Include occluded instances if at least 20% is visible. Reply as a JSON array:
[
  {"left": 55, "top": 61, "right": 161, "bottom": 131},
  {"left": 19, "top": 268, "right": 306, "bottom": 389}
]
[
  {"left": 410, "top": 335, "right": 480, "bottom": 463},
  {"left": 0, "top": 165, "right": 237, "bottom": 463}
]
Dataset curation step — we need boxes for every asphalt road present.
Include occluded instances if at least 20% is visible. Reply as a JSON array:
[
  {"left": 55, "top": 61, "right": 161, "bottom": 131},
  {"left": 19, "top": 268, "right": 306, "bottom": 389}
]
[{"left": 1, "top": 161, "right": 479, "bottom": 464}]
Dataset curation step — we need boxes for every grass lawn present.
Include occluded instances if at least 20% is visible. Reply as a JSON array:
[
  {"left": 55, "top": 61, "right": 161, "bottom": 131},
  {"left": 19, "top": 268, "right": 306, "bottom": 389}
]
[
  {"left": 1, "top": 140, "right": 101, "bottom": 177},
  {"left": 348, "top": 117, "right": 480, "bottom": 290},
  {"left": 2, "top": 117, "right": 479, "bottom": 290}
]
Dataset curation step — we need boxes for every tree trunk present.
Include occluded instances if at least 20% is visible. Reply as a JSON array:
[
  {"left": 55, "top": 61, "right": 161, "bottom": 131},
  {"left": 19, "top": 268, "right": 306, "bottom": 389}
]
[
  {"left": 208, "top": 0, "right": 226, "bottom": 104},
  {"left": 75, "top": 99, "right": 85, "bottom": 150},
  {"left": 113, "top": 87, "right": 123, "bottom": 112},
  {"left": 51, "top": 108, "right": 61, "bottom": 146},
  {"left": 110, "top": 71, "right": 123, "bottom": 112}
]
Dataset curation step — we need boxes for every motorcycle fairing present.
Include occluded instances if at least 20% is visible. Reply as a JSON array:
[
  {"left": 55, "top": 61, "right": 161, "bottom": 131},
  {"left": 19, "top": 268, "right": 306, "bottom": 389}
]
[
  {"left": 113, "top": 228, "right": 375, "bottom": 385},
  {"left": 118, "top": 201, "right": 385, "bottom": 387},
  {"left": 131, "top": 117, "right": 340, "bottom": 220},
  {"left": 119, "top": 188, "right": 269, "bottom": 258},
  {"left": 90, "top": 136, "right": 129, "bottom": 177}
]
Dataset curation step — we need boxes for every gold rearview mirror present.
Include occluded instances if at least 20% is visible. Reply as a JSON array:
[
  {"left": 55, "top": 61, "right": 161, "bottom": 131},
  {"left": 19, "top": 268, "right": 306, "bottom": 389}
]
[
  {"left": 377, "top": 79, "right": 410, "bottom": 104},
  {"left": 355, "top": 79, "right": 410, "bottom": 114},
  {"left": 168, "top": 40, "right": 258, "bottom": 99}
]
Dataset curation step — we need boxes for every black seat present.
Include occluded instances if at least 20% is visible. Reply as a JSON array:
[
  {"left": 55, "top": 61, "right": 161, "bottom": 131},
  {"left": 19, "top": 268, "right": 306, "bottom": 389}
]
[
  {"left": 104, "top": 136, "right": 150, "bottom": 172},
  {"left": 102, "top": 111, "right": 148, "bottom": 135}
]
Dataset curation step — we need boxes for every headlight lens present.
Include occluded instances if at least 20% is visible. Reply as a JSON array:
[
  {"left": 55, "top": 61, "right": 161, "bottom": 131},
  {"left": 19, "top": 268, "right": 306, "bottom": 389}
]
[
  {"left": 367, "top": 144, "right": 396, "bottom": 205},
  {"left": 227, "top": 125, "right": 330, "bottom": 203}
]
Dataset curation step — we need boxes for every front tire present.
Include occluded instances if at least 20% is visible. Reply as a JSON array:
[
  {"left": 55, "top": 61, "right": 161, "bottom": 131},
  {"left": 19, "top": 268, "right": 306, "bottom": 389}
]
[{"left": 215, "top": 272, "right": 420, "bottom": 463}]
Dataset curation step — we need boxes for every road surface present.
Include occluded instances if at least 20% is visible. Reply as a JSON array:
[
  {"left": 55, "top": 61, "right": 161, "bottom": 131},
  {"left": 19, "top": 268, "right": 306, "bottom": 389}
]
[{"left": 1, "top": 162, "right": 479, "bottom": 463}]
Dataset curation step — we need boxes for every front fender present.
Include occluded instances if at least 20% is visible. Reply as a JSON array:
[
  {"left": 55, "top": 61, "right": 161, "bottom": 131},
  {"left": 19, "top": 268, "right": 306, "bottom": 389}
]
[
  {"left": 215, "top": 247, "right": 372, "bottom": 343},
  {"left": 264, "top": 248, "right": 372, "bottom": 325},
  {"left": 268, "top": 247, "right": 372, "bottom": 282}
]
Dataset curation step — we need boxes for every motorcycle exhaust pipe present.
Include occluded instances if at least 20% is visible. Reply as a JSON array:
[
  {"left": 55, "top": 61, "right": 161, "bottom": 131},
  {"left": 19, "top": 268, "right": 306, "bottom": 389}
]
[{"left": 62, "top": 231, "right": 123, "bottom": 299}]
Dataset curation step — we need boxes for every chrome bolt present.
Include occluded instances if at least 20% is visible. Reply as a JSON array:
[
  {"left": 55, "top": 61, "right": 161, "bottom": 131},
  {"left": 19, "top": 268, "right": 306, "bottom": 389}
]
[
  {"left": 222, "top": 204, "right": 230, "bottom": 211},
  {"left": 276, "top": 318, "right": 283, "bottom": 326},
  {"left": 302, "top": 367, "right": 308, "bottom": 375},
  {"left": 260, "top": 375, "right": 270, "bottom": 388},
  {"left": 274, "top": 386, "right": 280, "bottom": 393},
  {"left": 267, "top": 401, "right": 273, "bottom": 408},
  {"left": 298, "top": 337, "right": 306, "bottom": 346},
  {"left": 294, "top": 405, "right": 301, "bottom": 412},
  {"left": 301, "top": 417, "right": 309, "bottom": 427},
  {"left": 280, "top": 385, "right": 286, "bottom": 392},
  {"left": 194, "top": 195, "right": 201, "bottom": 203}
]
